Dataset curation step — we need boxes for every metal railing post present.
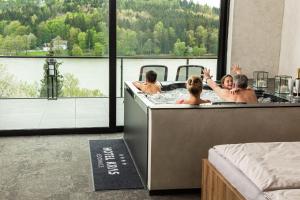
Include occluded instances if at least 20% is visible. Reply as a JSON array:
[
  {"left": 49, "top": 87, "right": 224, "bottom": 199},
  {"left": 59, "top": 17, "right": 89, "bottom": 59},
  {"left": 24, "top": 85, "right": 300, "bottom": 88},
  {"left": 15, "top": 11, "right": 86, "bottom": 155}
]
[{"left": 120, "top": 57, "right": 124, "bottom": 97}]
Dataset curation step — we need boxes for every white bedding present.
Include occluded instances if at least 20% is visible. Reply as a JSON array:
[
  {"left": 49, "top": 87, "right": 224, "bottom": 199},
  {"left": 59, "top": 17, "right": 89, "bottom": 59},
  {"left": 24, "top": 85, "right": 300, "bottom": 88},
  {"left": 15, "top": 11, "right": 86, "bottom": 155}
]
[
  {"left": 213, "top": 142, "right": 300, "bottom": 191},
  {"left": 208, "top": 148, "right": 266, "bottom": 200},
  {"left": 264, "top": 189, "right": 300, "bottom": 200}
]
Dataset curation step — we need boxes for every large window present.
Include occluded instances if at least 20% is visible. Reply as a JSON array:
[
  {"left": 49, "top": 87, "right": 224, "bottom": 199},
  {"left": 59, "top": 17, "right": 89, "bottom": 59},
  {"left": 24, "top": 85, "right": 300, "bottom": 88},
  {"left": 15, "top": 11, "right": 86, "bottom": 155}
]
[
  {"left": 0, "top": 0, "right": 227, "bottom": 132},
  {"left": 116, "top": 0, "right": 222, "bottom": 125},
  {"left": 0, "top": 0, "right": 110, "bottom": 130}
]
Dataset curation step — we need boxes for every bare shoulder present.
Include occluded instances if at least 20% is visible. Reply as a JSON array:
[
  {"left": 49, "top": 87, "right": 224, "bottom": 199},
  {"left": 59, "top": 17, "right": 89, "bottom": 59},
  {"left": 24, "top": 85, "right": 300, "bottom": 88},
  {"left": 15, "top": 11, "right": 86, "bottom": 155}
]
[{"left": 246, "top": 88, "right": 256, "bottom": 94}]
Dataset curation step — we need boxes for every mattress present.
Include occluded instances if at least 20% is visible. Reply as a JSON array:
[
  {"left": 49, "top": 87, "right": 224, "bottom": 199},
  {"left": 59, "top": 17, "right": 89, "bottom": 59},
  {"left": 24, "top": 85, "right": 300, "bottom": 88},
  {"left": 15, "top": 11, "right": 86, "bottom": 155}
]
[
  {"left": 209, "top": 142, "right": 300, "bottom": 200},
  {"left": 213, "top": 142, "right": 300, "bottom": 191},
  {"left": 264, "top": 189, "right": 300, "bottom": 200},
  {"left": 208, "top": 148, "right": 266, "bottom": 200}
]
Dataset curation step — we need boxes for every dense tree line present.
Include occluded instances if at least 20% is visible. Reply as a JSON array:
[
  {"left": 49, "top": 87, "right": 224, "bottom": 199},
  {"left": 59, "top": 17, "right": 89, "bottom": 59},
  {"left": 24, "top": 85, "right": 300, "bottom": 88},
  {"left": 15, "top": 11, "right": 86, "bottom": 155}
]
[{"left": 0, "top": 0, "right": 220, "bottom": 56}]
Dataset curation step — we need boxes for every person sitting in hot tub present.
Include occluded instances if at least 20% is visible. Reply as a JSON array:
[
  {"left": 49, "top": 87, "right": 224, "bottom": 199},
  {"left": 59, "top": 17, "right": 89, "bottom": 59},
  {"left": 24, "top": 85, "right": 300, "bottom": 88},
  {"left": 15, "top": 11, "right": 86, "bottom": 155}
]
[
  {"left": 203, "top": 68, "right": 257, "bottom": 104},
  {"left": 133, "top": 70, "right": 161, "bottom": 94},
  {"left": 220, "top": 64, "right": 241, "bottom": 90},
  {"left": 176, "top": 76, "right": 211, "bottom": 105}
]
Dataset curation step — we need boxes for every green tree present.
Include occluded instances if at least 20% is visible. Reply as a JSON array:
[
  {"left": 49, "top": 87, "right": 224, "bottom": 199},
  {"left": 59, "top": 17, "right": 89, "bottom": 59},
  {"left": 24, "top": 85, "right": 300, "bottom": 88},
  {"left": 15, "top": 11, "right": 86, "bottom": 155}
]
[
  {"left": 78, "top": 32, "right": 87, "bottom": 50},
  {"left": 207, "top": 28, "right": 218, "bottom": 55},
  {"left": 2, "top": 36, "right": 14, "bottom": 55},
  {"left": 47, "top": 17, "right": 69, "bottom": 39},
  {"left": 117, "top": 27, "right": 138, "bottom": 56},
  {"left": 27, "top": 33, "right": 37, "bottom": 49},
  {"left": 195, "top": 25, "right": 208, "bottom": 47},
  {"left": 0, "top": 0, "right": 220, "bottom": 56},
  {"left": 192, "top": 45, "right": 207, "bottom": 56},
  {"left": 0, "top": 64, "right": 15, "bottom": 97},
  {"left": 0, "top": 21, "right": 8, "bottom": 35},
  {"left": 68, "top": 27, "right": 80, "bottom": 51},
  {"left": 71, "top": 44, "right": 83, "bottom": 56},
  {"left": 52, "top": 36, "right": 66, "bottom": 55},
  {"left": 14, "top": 35, "right": 27, "bottom": 54},
  {"left": 94, "top": 42, "right": 104, "bottom": 56},
  {"left": 37, "top": 22, "right": 51, "bottom": 45},
  {"left": 4, "top": 21, "right": 29, "bottom": 36},
  {"left": 62, "top": 73, "right": 103, "bottom": 97},
  {"left": 142, "top": 39, "right": 155, "bottom": 55},
  {"left": 173, "top": 39, "right": 186, "bottom": 56},
  {"left": 0, "top": 64, "right": 39, "bottom": 97},
  {"left": 186, "top": 30, "right": 196, "bottom": 47}
]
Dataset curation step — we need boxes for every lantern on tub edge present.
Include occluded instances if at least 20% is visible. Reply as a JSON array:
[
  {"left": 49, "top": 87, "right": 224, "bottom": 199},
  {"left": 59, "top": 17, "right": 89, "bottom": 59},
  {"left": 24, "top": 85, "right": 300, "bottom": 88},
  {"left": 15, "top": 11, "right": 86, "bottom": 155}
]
[
  {"left": 253, "top": 71, "right": 268, "bottom": 88},
  {"left": 275, "top": 75, "right": 293, "bottom": 94}
]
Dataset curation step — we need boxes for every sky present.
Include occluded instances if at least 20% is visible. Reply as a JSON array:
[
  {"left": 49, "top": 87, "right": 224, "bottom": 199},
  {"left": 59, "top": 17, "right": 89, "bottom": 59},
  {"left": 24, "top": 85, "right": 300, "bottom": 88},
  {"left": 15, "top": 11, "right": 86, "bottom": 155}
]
[{"left": 191, "top": 0, "right": 220, "bottom": 8}]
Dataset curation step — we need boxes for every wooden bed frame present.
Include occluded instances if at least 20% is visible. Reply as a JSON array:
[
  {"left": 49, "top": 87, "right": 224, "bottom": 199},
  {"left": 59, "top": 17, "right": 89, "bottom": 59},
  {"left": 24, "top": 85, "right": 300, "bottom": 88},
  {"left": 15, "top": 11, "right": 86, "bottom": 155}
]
[{"left": 201, "top": 159, "right": 246, "bottom": 200}]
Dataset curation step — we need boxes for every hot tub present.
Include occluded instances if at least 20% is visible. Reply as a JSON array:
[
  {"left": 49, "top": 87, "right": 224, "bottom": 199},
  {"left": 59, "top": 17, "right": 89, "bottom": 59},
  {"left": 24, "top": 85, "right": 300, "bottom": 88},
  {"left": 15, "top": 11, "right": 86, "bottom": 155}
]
[{"left": 124, "top": 81, "right": 300, "bottom": 192}]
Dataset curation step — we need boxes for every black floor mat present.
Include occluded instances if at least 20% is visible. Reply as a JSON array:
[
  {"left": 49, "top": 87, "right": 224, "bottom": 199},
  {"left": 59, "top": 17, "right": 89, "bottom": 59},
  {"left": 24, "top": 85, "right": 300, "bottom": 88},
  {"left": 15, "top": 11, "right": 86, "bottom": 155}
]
[{"left": 89, "top": 139, "right": 144, "bottom": 191}]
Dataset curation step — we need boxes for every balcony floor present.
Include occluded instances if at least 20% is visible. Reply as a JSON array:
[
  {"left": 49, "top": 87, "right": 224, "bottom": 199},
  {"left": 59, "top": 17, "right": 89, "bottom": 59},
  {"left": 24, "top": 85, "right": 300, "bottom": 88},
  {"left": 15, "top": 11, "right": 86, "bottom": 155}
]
[{"left": 0, "top": 98, "right": 124, "bottom": 130}]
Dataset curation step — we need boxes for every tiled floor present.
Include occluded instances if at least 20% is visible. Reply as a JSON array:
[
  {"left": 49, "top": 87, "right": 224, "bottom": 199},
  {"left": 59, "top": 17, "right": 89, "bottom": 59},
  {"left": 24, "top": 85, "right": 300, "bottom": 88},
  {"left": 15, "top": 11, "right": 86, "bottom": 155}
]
[{"left": 0, "top": 98, "right": 124, "bottom": 130}]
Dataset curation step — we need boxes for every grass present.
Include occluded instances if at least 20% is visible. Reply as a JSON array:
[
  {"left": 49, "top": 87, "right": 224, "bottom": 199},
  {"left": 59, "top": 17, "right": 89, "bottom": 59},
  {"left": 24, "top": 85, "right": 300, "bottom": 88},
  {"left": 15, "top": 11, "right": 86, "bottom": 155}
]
[{"left": 17, "top": 51, "right": 48, "bottom": 56}]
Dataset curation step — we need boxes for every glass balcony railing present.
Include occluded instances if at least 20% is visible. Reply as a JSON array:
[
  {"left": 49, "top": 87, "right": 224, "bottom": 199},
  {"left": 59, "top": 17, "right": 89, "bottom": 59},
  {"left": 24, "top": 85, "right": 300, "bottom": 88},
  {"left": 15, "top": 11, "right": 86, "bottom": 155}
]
[{"left": 0, "top": 56, "right": 217, "bottom": 130}]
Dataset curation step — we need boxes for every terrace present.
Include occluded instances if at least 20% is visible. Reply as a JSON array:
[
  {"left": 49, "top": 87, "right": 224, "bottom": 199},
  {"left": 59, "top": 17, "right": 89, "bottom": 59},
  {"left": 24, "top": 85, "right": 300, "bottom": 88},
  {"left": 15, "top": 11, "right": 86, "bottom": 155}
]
[{"left": 0, "top": 57, "right": 217, "bottom": 131}]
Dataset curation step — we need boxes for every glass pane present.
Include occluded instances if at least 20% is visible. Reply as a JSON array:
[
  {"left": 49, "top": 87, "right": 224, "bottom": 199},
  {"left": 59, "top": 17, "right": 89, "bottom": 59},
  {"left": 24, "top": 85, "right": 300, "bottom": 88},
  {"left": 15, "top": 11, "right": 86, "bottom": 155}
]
[
  {"left": 117, "top": 0, "right": 221, "bottom": 125},
  {"left": 0, "top": 1, "right": 109, "bottom": 130}
]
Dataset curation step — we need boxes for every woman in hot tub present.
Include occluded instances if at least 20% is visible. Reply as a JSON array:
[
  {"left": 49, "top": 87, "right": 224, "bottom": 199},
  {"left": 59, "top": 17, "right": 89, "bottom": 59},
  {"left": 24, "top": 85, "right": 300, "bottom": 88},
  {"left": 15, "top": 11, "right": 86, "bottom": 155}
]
[{"left": 176, "top": 76, "right": 211, "bottom": 105}]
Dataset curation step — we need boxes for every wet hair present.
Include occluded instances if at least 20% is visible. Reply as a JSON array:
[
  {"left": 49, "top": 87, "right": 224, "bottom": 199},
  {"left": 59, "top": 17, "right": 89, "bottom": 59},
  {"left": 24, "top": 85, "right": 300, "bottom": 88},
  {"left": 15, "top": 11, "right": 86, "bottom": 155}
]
[
  {"left": 220, "top": 74, "right": 233, "bottom": 88},
  {"left": 146, "top": 70, "right": 157, "bottom": 83},
  {"left": 186, "top": 76, "right": 203, "bottom": 96},
  {"left": 233, "top": 74, "right": 248, "bottom": 89}
]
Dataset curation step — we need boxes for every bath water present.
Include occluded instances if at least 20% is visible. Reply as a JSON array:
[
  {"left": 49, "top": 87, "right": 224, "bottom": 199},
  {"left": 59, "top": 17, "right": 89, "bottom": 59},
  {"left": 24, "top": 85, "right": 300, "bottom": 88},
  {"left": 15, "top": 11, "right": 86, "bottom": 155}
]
[
  {"left": 147, "top": 88, "right": 222, "bottom": 104},
  {"left": 147, "top": 88, "right": 274, "bottom": 104}
]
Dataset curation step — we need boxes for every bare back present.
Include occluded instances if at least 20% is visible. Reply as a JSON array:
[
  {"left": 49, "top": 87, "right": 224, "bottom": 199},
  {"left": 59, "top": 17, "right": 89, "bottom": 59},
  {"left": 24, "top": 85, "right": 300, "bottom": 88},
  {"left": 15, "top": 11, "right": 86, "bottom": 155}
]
[
  {"left": 206, "top": 80, "right": 257, "bottom": 103},
  {"left": 133, "top": 81, "right": 161, "bottom": 94},
  {"left": 227, "top": 89, "right": 258, "bottom": 104}
]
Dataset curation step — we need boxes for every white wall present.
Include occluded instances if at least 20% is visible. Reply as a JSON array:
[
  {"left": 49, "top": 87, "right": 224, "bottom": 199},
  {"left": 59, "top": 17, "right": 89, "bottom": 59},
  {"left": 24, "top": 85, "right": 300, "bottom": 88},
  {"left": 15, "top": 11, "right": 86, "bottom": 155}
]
[
  {"left": 279, "top": 0, "right": 300, "bottom": 78},
  {"left": 227, "top": 0, "right": 284, "bottom": 78}
]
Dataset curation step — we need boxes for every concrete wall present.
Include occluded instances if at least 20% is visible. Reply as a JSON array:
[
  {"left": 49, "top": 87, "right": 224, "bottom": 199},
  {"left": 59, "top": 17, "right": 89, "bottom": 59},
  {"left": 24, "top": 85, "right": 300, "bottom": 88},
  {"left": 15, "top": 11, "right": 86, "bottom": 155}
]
[
  {"left": 227, "top": 0, "right": 284, "bottom": 78},
  {"left": 279, "top": 0, "right": 300, "bottom": 78}
]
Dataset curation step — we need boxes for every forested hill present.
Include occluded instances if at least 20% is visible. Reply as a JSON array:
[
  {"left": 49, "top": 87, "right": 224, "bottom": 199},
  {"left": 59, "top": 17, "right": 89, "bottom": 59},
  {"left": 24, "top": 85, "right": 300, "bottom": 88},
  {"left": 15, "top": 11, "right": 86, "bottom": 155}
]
[{"left": 0, "top": 0, "right": 220, "bottom": 56}]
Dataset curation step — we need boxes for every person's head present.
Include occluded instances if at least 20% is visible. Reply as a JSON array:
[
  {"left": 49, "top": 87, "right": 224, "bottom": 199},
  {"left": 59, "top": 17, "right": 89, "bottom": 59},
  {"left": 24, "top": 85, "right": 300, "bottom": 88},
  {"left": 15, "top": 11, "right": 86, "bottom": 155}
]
[
  {"left": 221, "top": 74, "right": 233, "bottom": 89},
  {"left": 146, "top": 70, "right": 157, "bottom": 83},
  {"left": 186, "top": 76, "right": 203, "bottom": 97},
  {"left": 233, "top": 74, "right": 248, "bottom": 89}
]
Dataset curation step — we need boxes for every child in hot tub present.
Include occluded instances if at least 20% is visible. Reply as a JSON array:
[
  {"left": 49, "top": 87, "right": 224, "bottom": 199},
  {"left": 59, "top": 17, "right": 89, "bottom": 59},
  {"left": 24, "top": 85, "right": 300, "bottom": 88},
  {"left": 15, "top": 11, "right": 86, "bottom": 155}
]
[
  {"left": 133, "top": 70, "right": 161, "bottom": 94},
  {"left": 176, "top": 76, "right": 211, "bottom": 105},
  {"left": 220, "top": 64, "right": 242, "bottom": 90}
]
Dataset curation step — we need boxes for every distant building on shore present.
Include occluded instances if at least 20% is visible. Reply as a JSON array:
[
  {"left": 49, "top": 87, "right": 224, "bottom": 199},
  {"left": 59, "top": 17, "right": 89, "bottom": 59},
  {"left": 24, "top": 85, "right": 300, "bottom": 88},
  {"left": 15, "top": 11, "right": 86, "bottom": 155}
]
[{"left": 43, "top": 37, "right": 68, "bottom": 52}]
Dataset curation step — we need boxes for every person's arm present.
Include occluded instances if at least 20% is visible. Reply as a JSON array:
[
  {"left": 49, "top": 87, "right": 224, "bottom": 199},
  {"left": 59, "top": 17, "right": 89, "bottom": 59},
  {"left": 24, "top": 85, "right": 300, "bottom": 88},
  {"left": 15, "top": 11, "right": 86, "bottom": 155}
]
[
  {"left": 203, "top": 68, "right": 232, "bottom": 101},
  {"left": 176, "top": 99, "right": 185, "bottom": 104},
  {"left": 133, "top": 81, "right": 145, "bottom": 91},
  {"left": 155, "top": 81, "right": 162, "bottom": 92},
  {"left": 206, "top": 79, "right": 231, "bottom": 100}
]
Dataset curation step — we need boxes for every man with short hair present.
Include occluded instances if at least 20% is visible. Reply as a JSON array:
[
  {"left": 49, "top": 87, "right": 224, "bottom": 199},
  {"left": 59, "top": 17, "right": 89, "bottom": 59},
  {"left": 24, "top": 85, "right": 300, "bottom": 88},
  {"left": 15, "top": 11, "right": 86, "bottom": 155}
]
[
  {"left": 133, "top": 70, "right": 161, "bottom": 94},
  {"left": 203, "top": 68, "right": 257, "bottom": 104}
]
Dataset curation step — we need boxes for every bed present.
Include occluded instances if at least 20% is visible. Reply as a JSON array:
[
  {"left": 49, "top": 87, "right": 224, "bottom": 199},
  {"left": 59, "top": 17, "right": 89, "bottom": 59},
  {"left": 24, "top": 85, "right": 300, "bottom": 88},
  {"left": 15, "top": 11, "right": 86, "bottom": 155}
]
[{"left": 201, "top": 142, "right": 300, "bottom": 200}]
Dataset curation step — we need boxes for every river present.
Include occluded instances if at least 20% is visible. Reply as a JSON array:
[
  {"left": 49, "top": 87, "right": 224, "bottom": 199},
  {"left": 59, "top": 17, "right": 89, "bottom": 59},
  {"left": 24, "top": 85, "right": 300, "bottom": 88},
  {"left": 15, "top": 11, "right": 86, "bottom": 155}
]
[{"left": 0, "top": 57, "right": 217, "bottom": 97}]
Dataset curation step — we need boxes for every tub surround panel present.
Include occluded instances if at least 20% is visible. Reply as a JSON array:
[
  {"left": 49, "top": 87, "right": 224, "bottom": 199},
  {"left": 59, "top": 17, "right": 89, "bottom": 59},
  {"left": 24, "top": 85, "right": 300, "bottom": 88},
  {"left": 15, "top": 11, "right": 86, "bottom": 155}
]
[
  {"left": 124, "top": 82, "right": 300, "bottom": 191},
  {"left": 148, "top": 107, "right": 300, "bottom": 190},
  {"left": 124, "top": 89, "right": 148, "bottom": 186}
]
